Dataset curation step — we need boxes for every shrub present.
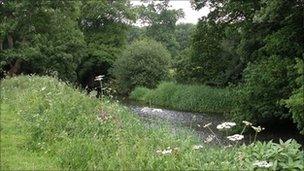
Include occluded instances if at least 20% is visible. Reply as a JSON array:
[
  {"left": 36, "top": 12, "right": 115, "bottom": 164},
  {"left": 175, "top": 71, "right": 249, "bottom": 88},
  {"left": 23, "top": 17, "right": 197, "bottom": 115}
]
[
  {"left": 130, "top": 82, "right": 236, "bottom": 113},
  {"left": 112, "top": 39, "right": 171, "bottom": 94},
  {"left": 284, "top": 58, "right": 304, "bottom": 134},
  {"left": 232, "top": 56, "right": 295, "bottom": 124}
]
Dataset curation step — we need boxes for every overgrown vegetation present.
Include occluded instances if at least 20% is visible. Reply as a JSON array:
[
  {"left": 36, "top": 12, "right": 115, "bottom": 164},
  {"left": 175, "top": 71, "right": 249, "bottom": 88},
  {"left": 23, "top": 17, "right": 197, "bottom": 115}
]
[
  {"left": 231, "top": 56, "right": 295, "bottom": 125},
  {"left": 130, "top": 82, "right": 236, "bottom": 113},
  {"left": 1, "top": 76, "right": 303, "bottom": 170},
  {"left": 284, "top": 59, "right": 304, "bottom": 134}
]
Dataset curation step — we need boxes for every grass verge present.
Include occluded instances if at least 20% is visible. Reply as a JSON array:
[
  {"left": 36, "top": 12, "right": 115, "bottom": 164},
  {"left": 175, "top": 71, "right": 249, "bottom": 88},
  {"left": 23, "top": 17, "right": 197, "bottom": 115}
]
[{"left": 1, "top": 76, "right": 303, "bottom": 170}]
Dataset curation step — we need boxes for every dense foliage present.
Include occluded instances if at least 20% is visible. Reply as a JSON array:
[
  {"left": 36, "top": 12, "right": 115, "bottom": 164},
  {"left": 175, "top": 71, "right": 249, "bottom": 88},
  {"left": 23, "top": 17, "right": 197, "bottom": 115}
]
[
  {"left": 179, "top": 0, "right": 304, "bottom": 133},
  {"left": 232, "top": 57, "right": 295, "bottom": 124},
  {"left": 112, "top": 39, "right": 171, "bottom": 94},
  {"left": 1, "top": 76, "right": 303, "bottom": 170},
  {"left": 136, "top": 1, "right": 184, "bottom": 57},
  {"left": 284, "top": 59, "right": 304, "bottom": 134},
  {"left": 0, "top": 0, "right": 134, "bottom": 87}
]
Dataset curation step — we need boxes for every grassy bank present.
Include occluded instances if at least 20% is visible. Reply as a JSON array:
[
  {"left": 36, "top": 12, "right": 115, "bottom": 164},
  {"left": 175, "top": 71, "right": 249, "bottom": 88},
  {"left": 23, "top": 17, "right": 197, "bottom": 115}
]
[
  {"left": 1, "top": 76, "right": 303, "bottom": 170},
  {"left": 130, "top": 82, "right": 236, "bottom": 113}
]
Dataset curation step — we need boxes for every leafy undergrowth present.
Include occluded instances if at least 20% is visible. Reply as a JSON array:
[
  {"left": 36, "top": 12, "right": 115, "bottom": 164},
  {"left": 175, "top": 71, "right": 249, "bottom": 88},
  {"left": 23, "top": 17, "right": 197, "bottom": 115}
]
[
  {"left": 1, "top": 76, "right": 303, "bottom": 170},
  {"left": 130, "top": 82, "right": 236, "bottom": 113}
]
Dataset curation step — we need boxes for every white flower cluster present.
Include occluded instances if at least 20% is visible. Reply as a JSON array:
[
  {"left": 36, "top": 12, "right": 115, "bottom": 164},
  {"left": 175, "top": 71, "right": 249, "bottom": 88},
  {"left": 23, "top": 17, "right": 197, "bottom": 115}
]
[
  {"left": 227, "top": 134, "right": 244, "bottom": 141},
  {"left": 242, "top": 120, "right": 252, "bottom": 126},
  {"left": 192, "top": 144, "right": 204, "bottom": 150},
  {"left": 94, "top": 75, "right": 104, "bottom": 81},
  {"left": 253, "top": 160, "right": 273, "bottom": 168},
  {"left": 156, "top": 147, "right": 178, "bottom": 155},
  {"left": 216, "top": 122, "right": 236, "bottom": 130},
  {"left": 204, "top": 135, "right": 215, "bottom": 143},
  {"left": 251, "top": 126, "right": 265, "bottom": 133}
]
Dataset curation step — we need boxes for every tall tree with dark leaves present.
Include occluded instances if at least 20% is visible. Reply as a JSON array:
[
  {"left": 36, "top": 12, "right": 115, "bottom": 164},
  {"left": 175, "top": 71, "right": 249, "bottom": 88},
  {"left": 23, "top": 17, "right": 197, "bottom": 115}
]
[
  {"left": 137, "top": 0, "right": 184, "bottom": 57},
  {"left": 77, "top": 0, "right": 135, "bottom": 89}
]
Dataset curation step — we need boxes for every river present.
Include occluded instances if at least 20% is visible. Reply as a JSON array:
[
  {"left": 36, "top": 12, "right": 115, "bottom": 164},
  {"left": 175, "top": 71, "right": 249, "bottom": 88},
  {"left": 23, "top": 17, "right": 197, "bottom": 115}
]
[{"left": 123, "top": 101, "right": 304, "bottom": 146}]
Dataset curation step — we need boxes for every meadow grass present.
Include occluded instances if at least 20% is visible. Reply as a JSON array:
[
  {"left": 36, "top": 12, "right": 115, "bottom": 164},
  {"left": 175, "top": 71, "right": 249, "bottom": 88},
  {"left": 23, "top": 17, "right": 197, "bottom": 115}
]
[
  {"left": 130, "top": 82, "right": 236, "bottom": 114},
  {"left": 1, "top": 76, "right": 303, "bottom": 170}
]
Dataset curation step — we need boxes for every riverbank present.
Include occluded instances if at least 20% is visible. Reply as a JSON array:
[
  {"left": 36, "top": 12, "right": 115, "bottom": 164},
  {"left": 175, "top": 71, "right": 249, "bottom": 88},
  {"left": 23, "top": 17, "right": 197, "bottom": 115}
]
[{"left": 1, "top": 76, "right": 303, "bottom": 170}]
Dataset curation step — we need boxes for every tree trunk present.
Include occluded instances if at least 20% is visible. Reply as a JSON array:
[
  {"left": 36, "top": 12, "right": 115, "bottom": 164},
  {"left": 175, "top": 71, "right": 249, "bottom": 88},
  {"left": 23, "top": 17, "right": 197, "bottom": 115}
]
[
  {"left": 7, "top": 34, "right": 14, "bottom": 48},
  {"left": 8, "top": 59, "right": 22, "bottom": 76}
]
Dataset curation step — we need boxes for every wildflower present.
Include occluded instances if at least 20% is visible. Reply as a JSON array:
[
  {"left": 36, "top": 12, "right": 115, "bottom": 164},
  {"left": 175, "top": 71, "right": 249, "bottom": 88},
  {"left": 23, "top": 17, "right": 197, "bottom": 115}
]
[
  {"left": 162, "top": 149, "right": 172, "bottom": 155},
  {"left": 94, "top": 75, "right": 104, "bottom": 81},
  {"left": 156, "top": 150, "right": 162, "bottom": 154},
  {"left": 156, "top": 147, "right": 174, "bottom": 155},
  {"left": 192, "top": 144, "right": 204, "bottom": 150},
  {"left": 204, "top": 135, "right": 215, "bottom": 143},
  {"left": 253, "top": 160, "right": 273, "bottom": 168},
  {"left": 227, "top": 134, "right": 244, "bottom": 141},
  {"left": 216, "top": 122, "right": 236, "bottom": 130},
  {"left": 251, "top": 126, "right": 265, "bottom": 133},
  {"left": 242, "top": 120, "right": 252, "bottom": 126},
  {"left": 203, "top": 122, "right": 212, "bottom": 128}
]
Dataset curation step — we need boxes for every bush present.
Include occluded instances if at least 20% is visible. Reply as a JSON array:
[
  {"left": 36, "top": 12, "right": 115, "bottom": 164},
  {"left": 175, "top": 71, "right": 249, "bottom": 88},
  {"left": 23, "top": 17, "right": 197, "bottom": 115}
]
[
  {"left": 112, "top": 39, "right": 171, "bottom": 94},
  {"left": 284, "top": 58, "right": 304, "bottom": 134},
  {"left": 232, "top": 56, "right": 295, "bottom": 124},
  {"left": 130, "top": 82, "right": 236, "bottom": 113}
]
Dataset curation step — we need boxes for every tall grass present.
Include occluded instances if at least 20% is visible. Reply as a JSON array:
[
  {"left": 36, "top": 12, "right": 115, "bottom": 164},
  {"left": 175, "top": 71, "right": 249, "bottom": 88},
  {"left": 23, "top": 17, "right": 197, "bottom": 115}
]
[
  {"left": 130, "top": 82, "right": 236, "bottom": 113},
  {"left": 1, "top": 76, "right": 303, "bottom": 170}
]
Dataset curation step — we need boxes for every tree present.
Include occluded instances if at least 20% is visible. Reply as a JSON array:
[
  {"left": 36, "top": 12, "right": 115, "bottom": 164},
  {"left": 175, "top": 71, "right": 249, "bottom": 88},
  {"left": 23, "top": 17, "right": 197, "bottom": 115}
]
[
  {"left": 175, "top": 23, "right": 195, "bottom": 52},
  {"left": 190, "top": 0, "right": 304, "bottom": 133},
  {"left": 77, "top": 0, "right": 135, "bottom": 89},
  {"left": 136, "top": 1, "right": 184, "bottom": 56},
  {"left": 112, "top": 39, "right": 171, "bottom": 94},
  {"left": 0, "top": 0, "right": 85, "bottom": 82}
]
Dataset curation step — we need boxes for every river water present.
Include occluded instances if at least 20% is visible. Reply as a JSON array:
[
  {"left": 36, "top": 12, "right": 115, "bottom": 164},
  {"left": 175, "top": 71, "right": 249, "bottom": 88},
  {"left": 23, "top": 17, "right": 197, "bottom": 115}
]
[{"left": 124, "top": 102, "right": 304, "bottom": 146}]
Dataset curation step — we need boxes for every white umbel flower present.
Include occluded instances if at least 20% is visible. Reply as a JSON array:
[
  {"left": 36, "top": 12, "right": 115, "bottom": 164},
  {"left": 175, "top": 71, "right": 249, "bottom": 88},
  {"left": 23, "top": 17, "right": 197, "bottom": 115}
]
[
  {"left": 216, "top": 122, "right": 236, "bottom": 130},
  {"left": 253, "top": 160, "right": 273, "bottom": 168},
  {"left": 242, "top": 120, "right": 252, "bottom": 126},
  {"left": 227, "top": 134, "right": 244, "bottom": 141},
  {"left": 251, "top": 126, "right": 265, "bottom": 133},
  {"left": 94, "top": 75, "right": 104, "bottom": 81},
  {"left": 192, "top": 144, "right": 204, "bottom": 150},
  {"left": 204, "top": 135, "right": 215, "bottom": 143}
]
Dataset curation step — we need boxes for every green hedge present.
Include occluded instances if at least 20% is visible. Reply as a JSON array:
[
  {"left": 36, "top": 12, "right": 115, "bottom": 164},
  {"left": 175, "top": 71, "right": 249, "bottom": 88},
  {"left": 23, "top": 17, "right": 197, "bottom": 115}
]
[{"left": 130, "top": 82, "right": 236, "bottom": 113}]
